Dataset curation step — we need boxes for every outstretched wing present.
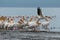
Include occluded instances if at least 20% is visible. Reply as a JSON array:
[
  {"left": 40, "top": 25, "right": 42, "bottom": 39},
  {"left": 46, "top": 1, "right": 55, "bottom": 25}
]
[{"left": 37, "top": 7, "right": 43, "bottom": 17}]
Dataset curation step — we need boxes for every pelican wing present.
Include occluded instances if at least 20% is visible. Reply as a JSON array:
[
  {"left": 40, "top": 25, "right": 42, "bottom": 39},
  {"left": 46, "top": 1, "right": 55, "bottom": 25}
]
[{"left": 37, "top": 7, "right": 43, "bottom": 17}]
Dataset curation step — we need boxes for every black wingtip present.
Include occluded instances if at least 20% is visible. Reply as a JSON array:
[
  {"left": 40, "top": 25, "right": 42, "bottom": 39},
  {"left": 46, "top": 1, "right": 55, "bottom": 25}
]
[{"left": 37, "top": 7, "right": 43, "bottom": 16}]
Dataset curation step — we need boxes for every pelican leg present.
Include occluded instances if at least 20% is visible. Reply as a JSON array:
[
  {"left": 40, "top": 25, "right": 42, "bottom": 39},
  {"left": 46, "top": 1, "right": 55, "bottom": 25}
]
[
  {"left": 33, "top": 26, "right": 40, "bottom": 32},
  {"left": 27, "top": 26, "right": 38, "bottom": 31},
  {"left": 42, "top": 24, "right": 50, "bottom": 31},
  {"left": 4, "top": 26, "right": 8, "bottom": 30}
]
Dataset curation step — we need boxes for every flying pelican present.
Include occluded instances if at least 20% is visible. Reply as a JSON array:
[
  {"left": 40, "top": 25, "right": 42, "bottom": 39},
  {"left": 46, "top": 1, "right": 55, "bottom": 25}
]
[
  {"left": 37, "top": 7, "right": 50, "bottom": 21},
  {"left": 40, "top": 15, "right": 56, "bottom": 31},
  {"left": 37, "top": 7, "right": 56, "bottom": 31},
  {"left": 37, "top": 7, "right": 56, "bottom": 20}
]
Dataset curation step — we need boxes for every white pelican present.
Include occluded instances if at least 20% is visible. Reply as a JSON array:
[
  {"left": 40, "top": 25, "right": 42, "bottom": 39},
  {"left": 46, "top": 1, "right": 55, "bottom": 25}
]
[
  {"left": 37, "top": 7, "right": 56, "bottom": 31},
  {"left": 27, "top": 17, "right": 41, "bottom": 31},
  {"left": 17, "top": 17, "right": 28, "bottom": 30},
  {"left": 0, "top": 20, "right": 5, "bottom": 28},
  {"left": 40, "top": 16, "right": 53, "bottom": 31},
  {"left": 4, "top": 17, "right": 15, "bottom": 30}
]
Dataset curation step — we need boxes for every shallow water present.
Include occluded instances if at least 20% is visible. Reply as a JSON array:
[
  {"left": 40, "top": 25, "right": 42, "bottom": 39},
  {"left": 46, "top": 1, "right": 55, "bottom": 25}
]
[{"left": 0, "top": 30, "right": 60, "bottom": 40}]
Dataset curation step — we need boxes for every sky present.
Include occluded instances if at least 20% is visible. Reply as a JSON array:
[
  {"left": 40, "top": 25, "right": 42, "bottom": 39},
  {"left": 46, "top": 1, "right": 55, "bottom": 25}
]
[{"left": 0, "top": 0, "right": 60, "bottom": 7}]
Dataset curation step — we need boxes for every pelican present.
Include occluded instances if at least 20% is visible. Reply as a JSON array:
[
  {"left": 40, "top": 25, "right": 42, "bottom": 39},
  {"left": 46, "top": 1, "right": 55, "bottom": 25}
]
[
  {"left": 17, "top": 16, "right": 28, "bottom": 30},
  {"left": 40, "top": 15, "right": 56, "bottom": 31},
  {"left": 37, "top": 7, "right": 56, "bottom": 31},
  {"left": 27, "top": 17, "right": 41, "bottom": 31},
  {"left": 0, "top": 20, "right": 4, "bottom": 28},
  {"left": 0, "top": 16, "right": 7, "bottom": 29},
  {"left": 4, "top": 17, "right": 15, "bottom": 30},
  {"left": 37, "top": 7, "right": 50, "bottom": 21}
]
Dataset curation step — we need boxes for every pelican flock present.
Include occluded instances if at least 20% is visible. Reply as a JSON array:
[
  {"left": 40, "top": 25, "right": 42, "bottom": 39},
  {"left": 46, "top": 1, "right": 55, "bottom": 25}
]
[{"left": 0, "top": 7, "right": 55, "bottom": 31}]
